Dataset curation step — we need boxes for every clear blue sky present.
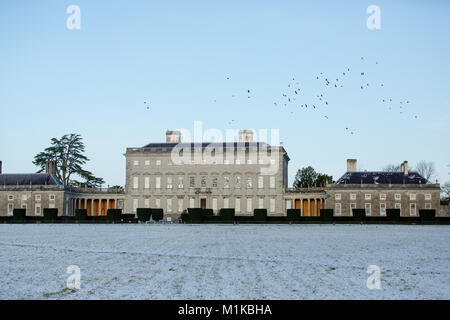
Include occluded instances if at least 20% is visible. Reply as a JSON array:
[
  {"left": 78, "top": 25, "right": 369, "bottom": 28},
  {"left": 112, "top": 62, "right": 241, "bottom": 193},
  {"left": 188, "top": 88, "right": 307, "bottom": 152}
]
[{"left": 1, "top": 0, "right": 449, "bottom": 186}]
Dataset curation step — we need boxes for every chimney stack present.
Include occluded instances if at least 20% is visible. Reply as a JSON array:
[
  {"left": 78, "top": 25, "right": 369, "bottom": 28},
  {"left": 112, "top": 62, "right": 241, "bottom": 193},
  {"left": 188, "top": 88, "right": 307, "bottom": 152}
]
[
  {"left": 166, "top": 130, "right": 181, "bottom": 143},
  {"left": 45, "top": 160, "right": 56, "bottom": 175},
  {"left": 401, "top": 160, "right": 408, "bottom": 175},
  {"left": 238, "top": 130, "right": 254, "bottom": 142},
  {"left": 346, "top": 159, "right": 357, "bottom": 172}
]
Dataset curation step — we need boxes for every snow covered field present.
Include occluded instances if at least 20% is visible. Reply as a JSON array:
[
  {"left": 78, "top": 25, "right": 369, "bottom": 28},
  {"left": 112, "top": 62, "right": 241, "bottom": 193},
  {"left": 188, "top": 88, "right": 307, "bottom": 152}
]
[{"left": 0, "top": 224, "right": 449, "bottom": 300}]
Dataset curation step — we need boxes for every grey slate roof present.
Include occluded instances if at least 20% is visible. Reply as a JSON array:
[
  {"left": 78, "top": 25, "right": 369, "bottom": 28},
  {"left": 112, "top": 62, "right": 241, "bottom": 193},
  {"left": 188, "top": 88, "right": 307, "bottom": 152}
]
[
  {"left": 336, "top": 171, "right": 428, "bottom": 185},
  {"left": 142, "top": 142, "right": 271, "bottom": 149},
  {"left": 0, "top": 174, "right": 62, "bottom": 186}
]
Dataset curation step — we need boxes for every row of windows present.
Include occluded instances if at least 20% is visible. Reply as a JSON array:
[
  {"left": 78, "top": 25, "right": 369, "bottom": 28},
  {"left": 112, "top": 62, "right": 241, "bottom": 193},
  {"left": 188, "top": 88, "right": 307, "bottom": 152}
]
[
  {"left": 6, "top": 203, "right": 56, "bottom": 215},
  {"left": 132, "top": 159, "right": 277, "bottom": 166},
  {"left": 131, "top": 175, "right": 276, "bottom": 190},
  {"left": 334, "top": 193, "right": 432, "bottom": 201},
  {"left": 7, "top": 194, "right": 56, "bottom": 201},
  {"left": 334, "top": 202, "right": 432, "bottom": 216},
  {"left": 132, "top": 197, "right": 277, "bottom": 213}
]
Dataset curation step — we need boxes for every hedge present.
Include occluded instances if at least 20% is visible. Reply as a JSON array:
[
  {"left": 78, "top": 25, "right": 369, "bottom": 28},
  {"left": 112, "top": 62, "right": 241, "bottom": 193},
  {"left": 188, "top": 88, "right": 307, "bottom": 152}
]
[
  {"left": 150, "top": 208, "right": 164, "bottom": 221},
  {"left": 419, "top": 209, "right": 435, "bottom": 220},
  {"left": 352, "top": 208, "right": 366, "bottom": 220},
  {"left": 286, "top": 209, "right": 301, "bottom": 221},
  {"left": 43, "top": 208, "right": 58, "bottom": 221},
  {"left": 107, "top": 209, "right": 122, "bottom": 221},
  {"left": 136, "top": 208, "right": 151, "bottom": 222},
  {"left": 203, "top": 209, "right": 214, "bottom": 216},
  {"left": 253, "top": 209, "right": 267, "bottom": 221},
  {"left": 75, "top": 209, "right": 87, "bottom": 220},
  {"left": 219, "top": 208, "right": 235, "bottom": 221},
  {"left": 188, "top": 208, "right": 203, "bottom": 222},
  {"left": 320, "top": 209, "right": 334, "bottom": 220},
  {"left": 122, "top": 214, "right": 136, "bottom": 221},
  {"left": 386, "top": 209, "right": 401, "bottom": 221},
  {"left": 13, "top": 208, "right": 26, "bottom": 221}
]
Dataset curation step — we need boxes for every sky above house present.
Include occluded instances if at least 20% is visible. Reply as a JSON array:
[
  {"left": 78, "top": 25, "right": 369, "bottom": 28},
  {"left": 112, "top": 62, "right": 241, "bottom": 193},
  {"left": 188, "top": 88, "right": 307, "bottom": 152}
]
[{"left": 0, "top": 0, "right": 449, "bottom": 186}]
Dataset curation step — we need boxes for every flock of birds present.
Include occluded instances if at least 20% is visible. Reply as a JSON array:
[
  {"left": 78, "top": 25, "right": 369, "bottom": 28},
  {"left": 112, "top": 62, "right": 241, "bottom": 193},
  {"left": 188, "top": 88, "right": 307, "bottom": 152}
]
[{"left": 143, "top": 57, "right": 419, "bottom": 136}]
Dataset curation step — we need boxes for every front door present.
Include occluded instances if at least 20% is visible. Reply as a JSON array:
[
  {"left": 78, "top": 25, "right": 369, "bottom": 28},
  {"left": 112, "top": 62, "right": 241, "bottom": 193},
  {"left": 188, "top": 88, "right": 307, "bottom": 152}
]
[{"left": 200, "top": 198, "right": 206, "bottom": 209}]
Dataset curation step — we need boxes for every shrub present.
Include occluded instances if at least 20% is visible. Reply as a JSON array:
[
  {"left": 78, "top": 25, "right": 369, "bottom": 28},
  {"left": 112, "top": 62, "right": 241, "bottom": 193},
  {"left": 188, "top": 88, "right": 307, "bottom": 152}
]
[
  {"left": 386, "top": 209, "right": 400, "bottom": 220},
  {"left": 203, "top": 209, "right": 214, "bottom": 216},
  {"left": 253, "top": 209, "right": 267, "bottom": 221},
  {"left": 180, "top": 212, "right": 190, "bottom": 223},
  {"left": 43, "top": 208, "right": 58, "bottom": 221},
  {"left": 419, "top": 209, "right": 435, "bottom": 220},
  {"left": 151, "top": 208, "right": 164, "bottom": 221},
  {"left": 287, "top": 209, "right": 301, "bottom": 221},
  {"left": 121, "top": 214, "right": 136, "bottom": 221},
  {"left": 136, "top": 208, "right": 151, "bottom": 222},
  {"left": 107, "top": 209, "right": 122, "bottom": 221},
  {"left": 13, "top": 208, "right": 26, "bottom": 221},
  {"left": 320, "top": 209, "right": 334, "bottom": 220},
  {"left": 75, "top": 209, "right": 87, "bottom": 220},
  {"left": 219, "top": 208, "right": 235, "bottom": 221},
  {"left": 352, "top": 208, "right": 366, "bottom": 220},
  {"left": 188, "top": 208, "right": 203, "bottom": 222}
]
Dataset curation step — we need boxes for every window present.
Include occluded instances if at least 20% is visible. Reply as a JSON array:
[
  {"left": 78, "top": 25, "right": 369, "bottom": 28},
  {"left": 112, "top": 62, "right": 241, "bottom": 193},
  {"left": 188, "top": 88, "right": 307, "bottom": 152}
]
[
  {"left": 156, "top": 160, "right": 161, "bottom": 166},
  {"left": 395, "top": 203, "right": 401, "bottom": 213},
  {"left": 410, "top": 203, "right": 416, "bottom": 216},
  {"left": 270, "top": 198, "right": 275, "bottom": 213},
  {"left": 350, "top": 203, "right": 356, "bottom": 215},
  {"left": 167, "top": 160, "right": 172, "bottom": 166},
  {"left": 350, "top": 194, "right": 356, "bottom": 200},
  {"left": 224, "top": 159, "right": 230, "bottom": 165},
  {"left": 155, "top": 198, "right": 161, "bottom": 208},
  {"left": 144, "top": 199, "right": 150, "bottom": 208},
  {"left": 259, "top": 198, "right": 264, "bottom": 209},
  {"left": 425, "top": 203, "right": 431, "bottom": 209},
  {"left": 8, "top": 195, "right": 14, "bottom": 201},
  {"left": 35, "top": 195, "right": 41, "bottom": 202},
  {"left": 144, "top": 177, "right": 150, "bottom": 189},
  {"left": 410, "top": 193, "right": 416, "bottom": 201},
  {"left": 167, "top": 177, "right": 172, "bottom": 189},
  {"left": 212, "top": 177, "right": 218, "bottom": 188},
  {"left": 189, "top": 176, "right": 195, "bottom": 188},
  {"left": 212, "top": 198, "right": 218, "bottom": 211},
  {"left": 35, "top": 205, "right": 41, "bottom": 216},
  {"left": 21, "top": 204, "right": 27, "bottom": 210},
  {"left": 132, "top": 199, "right": 138, "bottom": 213},
  {"left": 395, "top": 194, "right": 401, "bottom": 201},
  {"left": 270, "top": 176, "right": 275, "bottom": 188},
  {"left": 425, "top": 194, "right": 431, "bottom": 200},
  {"left": 335, "top": 194, "right": 341, "bottom": 200},
  {"left": 247, "top": 159, "right": 252, "bottom": 164},
  {"left": 201, "top": 176, "right": 207, "bottom": 188},
  {"left": 167, "top": 199, "right": 172, "bottom": 212},
  {"left": 379, "top": 193, "right": 386, "bottom": 201},
  {"left": 246, "top": 198, "right": 252, "bottom": 213},
  {"left": 145, "top": 160, "right": 150, "bottom": 166},
  {"left": 133, "top": 177, "right": 139, "bottom": 189},
  {"left": 223, "top": 197, "right": 229, "bottom": 208},
  {"left": 235, "top": 159, "right": 241, "bottom": 165},
  {"left": 49, "top": 194, "right": 55, "bottom": 201},
  {"left": 133, "top": 160, "right": 139, "bottom": 166},
  {"left": 286, "top": 199, "right": 292, "bottom": 210},
  {"left": 365, "top": 203, "right": 371, "bottom": 216},
  {"left": 178, "top": 177, "right": 184, "bottom": 189},
  {"left": 7, "top": 203, "right": 13, "bottom": 215},
  {"left": 365, "top": 194, "right": 371, "bottom": 200},
  {"left": 258, "top": 159, "right": 265, "bottom": 164},
  {"left": 235, "top": 198, "right": 241, "bottom": 212},
  {"left": 21, "top": 194, "right": 27, "bottom": 201},
  {"left": 335, "top": 203, "right": 342, "bottom": 216},
  {"left": 178, "top": 199, "right": 183, "bottom": 212},
  {"left": 189, "top": 198, "right": 195, "bottom": 208},
  {"left": 246, "top": 176, "right": 252, "bottom": 189},
  {"left": 258, "top": 176, "right": 264, "bottom": 189},
  {"left": 235, "top": 176, "right": 241, "bottom": 188},
  {"left": 224, "top": 176, "right": 230, "bottom": 189},
  {"left": 380, "top": 203, "right": 386, "bottom": 216},
  {"left": 156, "top": 176, "right": 161, "bottom": 189}
]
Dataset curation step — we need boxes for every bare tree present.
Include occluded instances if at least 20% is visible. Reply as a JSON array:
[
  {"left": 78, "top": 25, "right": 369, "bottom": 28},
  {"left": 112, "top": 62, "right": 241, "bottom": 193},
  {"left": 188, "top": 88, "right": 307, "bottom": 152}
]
[
  {"left": 383, "top": 164, "right": 401, "bottom": 172},
  {"left": 415, "top": 160, "right": 437, "bottom": 183},
  {"left": 441, "top": 182, "right": 450, "bottom": 199}
]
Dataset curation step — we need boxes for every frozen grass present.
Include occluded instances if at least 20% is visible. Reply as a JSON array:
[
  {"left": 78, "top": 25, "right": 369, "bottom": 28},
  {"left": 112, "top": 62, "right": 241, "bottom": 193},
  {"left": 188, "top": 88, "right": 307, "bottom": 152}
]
[{"left": 0, "top": 224, "right": 448, "bottom": 299}]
